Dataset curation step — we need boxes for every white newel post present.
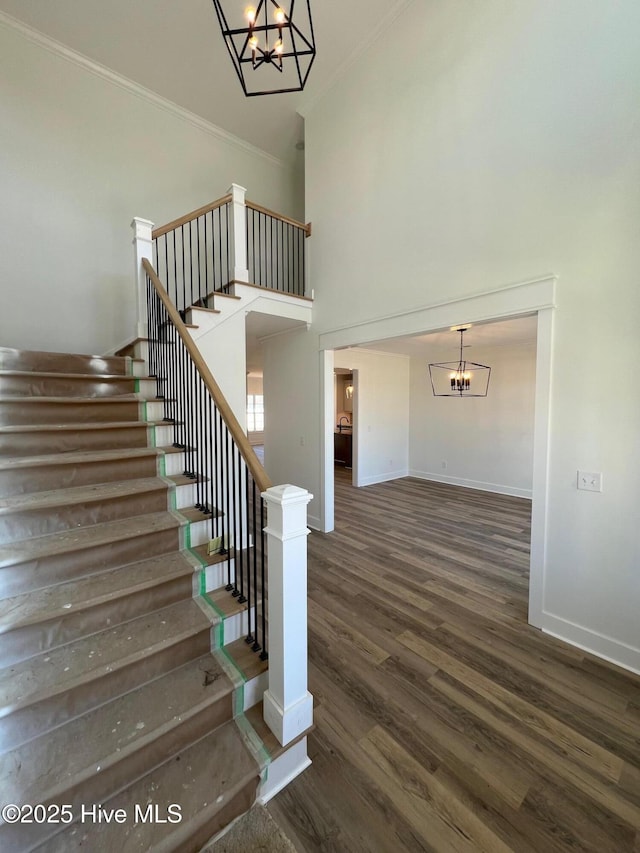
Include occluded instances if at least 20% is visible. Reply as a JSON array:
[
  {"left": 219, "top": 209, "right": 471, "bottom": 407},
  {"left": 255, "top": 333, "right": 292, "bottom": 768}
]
[
  {"left": 227, "top": 183, "right": 249, "bottom": 283},
  {"left": 262, "top": 484, "right": 314, "bottom": 747},
  {"left": 131, "top": 217, "right": 155, "bottom": 339}
]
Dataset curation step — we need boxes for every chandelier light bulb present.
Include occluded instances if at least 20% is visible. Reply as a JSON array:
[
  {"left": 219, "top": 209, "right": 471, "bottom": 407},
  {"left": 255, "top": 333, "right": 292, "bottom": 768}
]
[
  {"left": 245, "top": 6, "right": 256, "bottom": 24},
  {"left": 274, "top": 8, "right": 286, "bottom": 24}
]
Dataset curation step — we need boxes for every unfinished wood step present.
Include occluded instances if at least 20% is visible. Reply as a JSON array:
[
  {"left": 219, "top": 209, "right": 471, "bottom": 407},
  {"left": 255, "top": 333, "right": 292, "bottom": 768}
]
[
  {"left": 0, "top": 396, "right": 142, "bottom": 426},
  {"left": 0, "top": 446, "right": 163, "bottom": 496},
  {"left": 0, "top": 511, "right": 182, "bottom": 598},
  {"left": 0, "top": 476, "right": 172, "bottom": 541},
  {"left": 37, "top": 722, "right": 259, "bottom": 853},
  {"left": 0, "top": 551, "right": 197, "bottom": 667},
  {"left": 0, "top": 421, "right": 152, "bottom": 455},
  {"left": 0, "top": 370, "right": 138, "bottom": 398},
  {"left": 0, "top": 653, "right": 235, "bottom": 852},
  {"left": 0, "top": 347, "right": 133, "bottom": 376},
  {"left": 0, "top": 599, "right": 212, "bottom": 752}
]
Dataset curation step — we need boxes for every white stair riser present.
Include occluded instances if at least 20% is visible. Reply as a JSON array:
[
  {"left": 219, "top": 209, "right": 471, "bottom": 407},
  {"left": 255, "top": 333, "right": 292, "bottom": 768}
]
[
  {"left": 162, "top": 453, "right": 187, "bottom": 477},
  {"left": 145, "top": 401, "right": 166, "bottom": 421},
  {"left": 218, "top": 607, "right": 253, "bottom": 646},
  {"left": 203, "top": 559, "right": 235, "bottom": 592},
  {"left": 244, "top": 670, "right": 268, "bottom": 712},
  {"left": 136, "top": 378, "right": 158, "bottom": 397},
  {"left": 257, "top": 737, "right": 311, "bottom": 805}
]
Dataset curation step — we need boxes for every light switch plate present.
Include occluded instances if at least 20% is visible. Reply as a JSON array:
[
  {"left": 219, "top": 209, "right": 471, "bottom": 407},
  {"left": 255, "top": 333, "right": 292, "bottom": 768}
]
[{"left": 577, "top": 471, "right": 603, "bottom": 492}]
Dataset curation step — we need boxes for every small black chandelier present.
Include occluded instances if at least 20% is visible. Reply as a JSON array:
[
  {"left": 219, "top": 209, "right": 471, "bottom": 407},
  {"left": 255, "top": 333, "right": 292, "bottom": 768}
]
[
  {"left": 428, "top": 327, "right": 491, "bottom": 397},
  {"left": 211, "top": 1, "right": 316, "bottom": 96}
]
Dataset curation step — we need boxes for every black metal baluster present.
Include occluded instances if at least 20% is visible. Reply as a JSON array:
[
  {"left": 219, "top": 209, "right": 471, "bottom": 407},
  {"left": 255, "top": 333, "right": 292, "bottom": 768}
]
[
  {"left": 260, "top": 496, "right": 267, "bottom": 660},
  {"left": 251, "top": 480, "right": 260, "bottom": 651},
  {"left": 189, "top": 220, "right": 194, "bottom": 310},
  {"left": 244, "top": 463, "right": 252, "bottom": 643},
  {"left": 224, "top": 423, "right": 233, "bottom": 591},
  {"left": 217, "top": 206, "right": 223, "bottom": 292}
]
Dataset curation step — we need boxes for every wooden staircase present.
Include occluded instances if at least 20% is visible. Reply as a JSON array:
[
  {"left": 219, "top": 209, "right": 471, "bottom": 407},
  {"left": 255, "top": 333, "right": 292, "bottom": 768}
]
[{"left": 0, "top": 346, "right": 270, "bottom": 852}]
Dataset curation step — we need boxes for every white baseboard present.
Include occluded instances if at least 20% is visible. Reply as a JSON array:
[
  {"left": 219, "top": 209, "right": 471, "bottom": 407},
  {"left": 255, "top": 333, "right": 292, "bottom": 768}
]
[
  {"left": 539, "top": 611, "right": 640, "bottom": 677},
  {"left": 409, "top": 469, "right": 532, "bottom": 500},
  {"left": 307, "top": 514, "right": 321, "bottom": 531},
  {"left": 356, "top": 469, "right": 409, "bottom": 487}
]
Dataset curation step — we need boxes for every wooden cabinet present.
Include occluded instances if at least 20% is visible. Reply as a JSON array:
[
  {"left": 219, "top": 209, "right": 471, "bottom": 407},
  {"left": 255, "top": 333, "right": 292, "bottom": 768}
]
[{"left": 334, "top": 432, "right": 353, "bottom": 467}]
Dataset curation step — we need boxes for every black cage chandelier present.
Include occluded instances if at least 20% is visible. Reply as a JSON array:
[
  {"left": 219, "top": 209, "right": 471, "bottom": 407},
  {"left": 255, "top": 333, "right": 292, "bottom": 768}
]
[
  {"left": 211, "top": 1, "right": 316, "bottom": 96},
  {"left": 428, "top": 327, "right": 491, "bottom": 397}
]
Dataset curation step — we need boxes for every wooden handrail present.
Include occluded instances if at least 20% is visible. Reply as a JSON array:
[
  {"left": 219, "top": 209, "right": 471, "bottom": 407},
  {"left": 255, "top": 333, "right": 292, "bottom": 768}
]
[
  {"left": 142, "top": 258, "right": 272, "bottom": 493},
  {"left": 246, "top": 200, "right": 312, "bottom": 238},
  {"left": 152, "top": 194, "right": 233, "bottom": 240}
]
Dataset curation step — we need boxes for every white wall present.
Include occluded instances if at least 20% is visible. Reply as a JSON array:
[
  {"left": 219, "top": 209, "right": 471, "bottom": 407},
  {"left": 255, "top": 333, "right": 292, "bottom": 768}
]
[
  {"left": 410, "top": 343, "right": 536, "bottom": 498},
  {"left": 0, "top": 19, "right": 301, "bottom": 356},
  {"left": 334, "top": 349, "right": 409, "bottom": 487},
  {"left": 265, "top": 0, "right": 640, "bottom": 672}
]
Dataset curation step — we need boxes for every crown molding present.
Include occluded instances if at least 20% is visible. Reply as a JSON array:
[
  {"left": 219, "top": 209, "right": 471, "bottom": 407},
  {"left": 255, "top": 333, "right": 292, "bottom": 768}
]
[
  {"left": 297, "top": 0, "right": 413, "bottom": 119},
  {"left": 0, "top": 10, "right": 287, "bottom": 170}
]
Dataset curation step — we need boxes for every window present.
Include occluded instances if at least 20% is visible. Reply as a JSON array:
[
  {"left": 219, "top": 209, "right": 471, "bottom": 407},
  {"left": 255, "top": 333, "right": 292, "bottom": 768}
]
[{"left": 247, "top": 394, "right": 264, "bottom": 432}]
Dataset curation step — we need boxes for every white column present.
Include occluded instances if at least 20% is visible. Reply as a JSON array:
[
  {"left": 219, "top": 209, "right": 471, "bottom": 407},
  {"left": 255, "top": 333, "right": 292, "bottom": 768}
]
[
  {"left": 262, "top": 484, "right": 314, "bottom": 746},
  {"left": 131, "top": 217, "right": 155, "bottom": 339},
  {"left": 227, "top": 183, "right": 249, "bottom": 283}
]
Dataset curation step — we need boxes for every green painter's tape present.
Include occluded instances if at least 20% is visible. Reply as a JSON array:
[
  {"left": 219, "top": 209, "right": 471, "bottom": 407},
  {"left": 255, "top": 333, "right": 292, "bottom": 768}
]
[
  {"left": 235, "top": 713, "right": 271, "bottom": 770},
  {"left": 134, "top": 378, "right": 140, "bottom": 393},
  {"left": 220, "top": 644, "right": 248, "bottom": 683},
  {"left": 202, "top": 591, "right": 226, "bottom": 621}
]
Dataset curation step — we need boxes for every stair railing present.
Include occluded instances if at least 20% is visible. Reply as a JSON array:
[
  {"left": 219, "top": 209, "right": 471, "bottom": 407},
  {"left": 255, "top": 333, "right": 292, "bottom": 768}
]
[
  {"left": 152, "top": 194, "right": 233, "bottom": 315},
  {"left": 246, "top": 200, "right": 311, "bottom": 296},
  {"left": 141, "top": 258, "right": 314, "bottom": 747},
  {"left": 144, "top": 258, "right": 269, "bottom": 658},
  {"left": 142, "top": 185, "right": 311, "bottom": 322}
]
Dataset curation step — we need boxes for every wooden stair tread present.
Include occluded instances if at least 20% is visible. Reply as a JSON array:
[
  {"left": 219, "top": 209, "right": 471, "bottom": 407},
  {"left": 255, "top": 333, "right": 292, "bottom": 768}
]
[
  {"left": 0, "top": 394, "right": 141, "bottom": 403},
  {"left": 191, "top": 543, "right": 236, "bottom": 566},
  {"left": 0, "top": 551, "right": 196, "bottom": 633},
  {"left": 0, "top": 421, "right": 151, "bottom": 434},
  {"left": 178, "top": 505, "right": 220, "bottom": 524},
  {"left": 0, "top": 369, "right": 148, "bottom": 381},
  {"left": 0, "top": 445, "right": 162, "bottom": 470},
  {"left": 0, "top": 476, "right": 170, "bottom": 514},
  {"left": 40, "top": 722, "right": 259, "bottom": 853},
  {"left": 245, "top": 701, "right": 314, "bottom": 761},
  {"left": 0, "top": 599, "right": 210, "bottom": 716},
  {"left": 223, "top": 637, "right": 269, "bottom": 682},
  {"left": 0, "top": 511, "right": 182, "bottom": 568},
  {"left": 0, "top": 652, "right": 233, "bottom": 808},
  {"left": 0, "top": 653, "right": 232, "bottom": 802},
  {"left": 204, "top": 587, "right": 249, "bottom": 620},
  {"left": 0, "top": 347, "right": 132, "bottom": 376}
]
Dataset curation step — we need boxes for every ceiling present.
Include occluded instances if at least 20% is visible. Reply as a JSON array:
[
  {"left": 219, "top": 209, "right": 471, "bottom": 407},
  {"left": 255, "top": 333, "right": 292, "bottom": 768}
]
[
  {"left": 351, "top": 314, "right": 539, "bottom": 359},
  {"left": 0, "top": 0, "right": 412, "bottom": 164}
]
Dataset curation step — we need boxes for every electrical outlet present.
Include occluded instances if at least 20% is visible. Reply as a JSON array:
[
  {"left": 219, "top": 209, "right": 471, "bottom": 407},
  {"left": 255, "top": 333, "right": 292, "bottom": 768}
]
[{"left": 577, "top": 471, "right": 602, "bottom": 492}]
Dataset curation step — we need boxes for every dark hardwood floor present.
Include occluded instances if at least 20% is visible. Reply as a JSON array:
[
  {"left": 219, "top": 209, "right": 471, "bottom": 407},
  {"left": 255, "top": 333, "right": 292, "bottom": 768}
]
[{"left": 268, "top": 470, "right": 640, "bottom": 852}]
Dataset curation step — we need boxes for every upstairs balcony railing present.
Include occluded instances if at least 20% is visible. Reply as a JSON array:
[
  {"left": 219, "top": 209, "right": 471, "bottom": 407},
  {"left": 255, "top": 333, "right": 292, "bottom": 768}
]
[{"left": 149, "top": 185, "right": 310, "bottom": 315}]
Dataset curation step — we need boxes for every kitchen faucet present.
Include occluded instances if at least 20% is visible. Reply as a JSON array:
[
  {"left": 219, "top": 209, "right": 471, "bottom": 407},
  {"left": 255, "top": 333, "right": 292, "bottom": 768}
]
[{"left": 338, "top": 416, "right": 351, "bottom": 430}]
